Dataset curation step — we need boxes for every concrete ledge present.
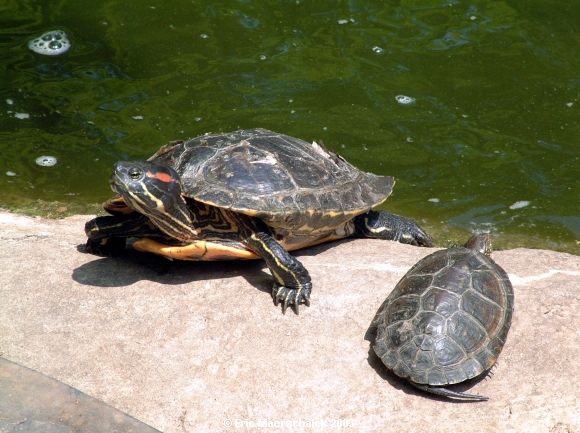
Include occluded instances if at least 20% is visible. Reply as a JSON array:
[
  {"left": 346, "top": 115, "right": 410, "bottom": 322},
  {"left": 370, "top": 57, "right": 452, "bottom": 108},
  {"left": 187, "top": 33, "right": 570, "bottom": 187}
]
[{"left": 0, "top": 211, "right": 578, "bottom": 433}]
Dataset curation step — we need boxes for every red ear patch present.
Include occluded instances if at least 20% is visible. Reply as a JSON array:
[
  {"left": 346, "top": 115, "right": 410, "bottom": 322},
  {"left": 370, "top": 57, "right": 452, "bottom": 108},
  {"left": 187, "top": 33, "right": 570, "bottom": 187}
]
[{"left": 146, "top": 171, "right": 174, "bottom": 183}]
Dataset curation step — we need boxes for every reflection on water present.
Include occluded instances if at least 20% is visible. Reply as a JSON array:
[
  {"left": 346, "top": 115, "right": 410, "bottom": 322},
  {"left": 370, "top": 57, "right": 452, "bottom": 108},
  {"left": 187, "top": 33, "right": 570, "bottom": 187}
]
[{"left": 0, "top": 1, "right": 578, "bottom": 253}]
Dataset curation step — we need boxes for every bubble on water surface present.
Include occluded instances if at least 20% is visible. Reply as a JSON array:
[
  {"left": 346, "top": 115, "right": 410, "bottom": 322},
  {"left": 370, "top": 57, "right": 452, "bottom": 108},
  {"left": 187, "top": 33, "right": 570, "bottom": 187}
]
[
  {"left": 6, "top": 98, "right": 14, "bottom": 105},
  {"left": 35, "top": 155, "right": 58, "bottom": 167},
  {"left": 6, "top": 171, "right": 17, "bottom": 177},
  {"left": 428, "top": 198, "right": 440, "bottom": 203},
  {"left": 372, "top": 46, "right": 384, "bottom": 54},
  {"left": 28, "top": 30, "right": 71, "bottom": 56},
  {"left": 258, "top": 54, "right": 267, "bottom": 60},
  {"left": 200, "top": 33, "right": 209, "bottom": 39},
  {"left": 395, "top": 95, "right": 416, "bottom": 105},
  {"left": 14, "top": 112, "right": 30, "bottom": 119},
  {"left": 240, "top": 16, "right": 261, "bottom": 29}
]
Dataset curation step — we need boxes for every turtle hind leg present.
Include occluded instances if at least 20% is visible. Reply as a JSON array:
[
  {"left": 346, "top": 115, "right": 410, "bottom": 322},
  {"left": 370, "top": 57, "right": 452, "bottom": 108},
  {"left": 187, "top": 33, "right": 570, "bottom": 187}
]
[
  {"left": 84, "top": 214, "right": 160, "bottom": 256},
  {"left": 84, "top": 237, "right": 128, "bottom": 256},
  {"left": 411, "top": 383, "right": 489, "bottom": 402},
  {"left": 354, "top": 210, "right": 433, "bottom": 247}
]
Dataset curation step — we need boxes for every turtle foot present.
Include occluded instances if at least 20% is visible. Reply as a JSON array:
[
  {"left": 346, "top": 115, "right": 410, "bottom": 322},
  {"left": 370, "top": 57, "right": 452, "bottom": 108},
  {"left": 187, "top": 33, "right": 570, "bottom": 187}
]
[
  {"left": 272, "top": 283, "right": 311, "bottom": 314},
  {"left": 400, "top": 222, "right": 433, "bottom": 247},
  {"left": 355, "top": 211, "right": 433, "bottom": 247}
]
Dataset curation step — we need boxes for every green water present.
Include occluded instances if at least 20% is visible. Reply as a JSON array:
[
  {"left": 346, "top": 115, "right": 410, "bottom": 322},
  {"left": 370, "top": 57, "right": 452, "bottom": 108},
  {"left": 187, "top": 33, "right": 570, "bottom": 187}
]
[{"left": 1, "top": 1, "right": 578, "bottom": 254}]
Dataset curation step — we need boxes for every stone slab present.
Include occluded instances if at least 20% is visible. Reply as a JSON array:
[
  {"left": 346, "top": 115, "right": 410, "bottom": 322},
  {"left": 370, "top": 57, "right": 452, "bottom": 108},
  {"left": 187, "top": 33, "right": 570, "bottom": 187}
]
[{"left": 0, "top": 211, "right": 578, "bottom": 433}]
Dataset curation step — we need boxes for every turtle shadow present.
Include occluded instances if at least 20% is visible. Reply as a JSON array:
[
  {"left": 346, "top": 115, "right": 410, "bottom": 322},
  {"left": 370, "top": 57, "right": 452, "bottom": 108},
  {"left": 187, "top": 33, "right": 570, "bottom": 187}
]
[
  {"left": 363, "top": 325, "right": 490, "bottom": 404},
  {"left": 72, "top": 244, "right": 273, "bottom": 295},
  {"left": 72, "top": 238, "right": 353, "bottom": 292},
  {"left": 292, "top": 237, "right": 357, "bottom": 257}
]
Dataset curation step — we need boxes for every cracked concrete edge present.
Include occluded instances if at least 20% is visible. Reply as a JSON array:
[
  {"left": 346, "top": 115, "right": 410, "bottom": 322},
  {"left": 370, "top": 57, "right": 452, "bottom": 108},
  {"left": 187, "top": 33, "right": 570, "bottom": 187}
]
[{"left": 0, "top": 357, "right": 161, "bottom": 433}]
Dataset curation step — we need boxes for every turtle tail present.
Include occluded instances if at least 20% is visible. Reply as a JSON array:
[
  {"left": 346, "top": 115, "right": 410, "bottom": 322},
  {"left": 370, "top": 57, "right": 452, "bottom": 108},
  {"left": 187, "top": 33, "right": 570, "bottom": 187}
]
[{"left": 411, "top": 383, "right": 489, "bottom": 402}]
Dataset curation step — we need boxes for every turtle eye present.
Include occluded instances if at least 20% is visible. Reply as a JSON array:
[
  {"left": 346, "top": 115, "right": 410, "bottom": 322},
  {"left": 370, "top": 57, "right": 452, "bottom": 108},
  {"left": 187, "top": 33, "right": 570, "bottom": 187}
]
[{"left": 128, "top": 167, "right": 142, "bottom": 179}]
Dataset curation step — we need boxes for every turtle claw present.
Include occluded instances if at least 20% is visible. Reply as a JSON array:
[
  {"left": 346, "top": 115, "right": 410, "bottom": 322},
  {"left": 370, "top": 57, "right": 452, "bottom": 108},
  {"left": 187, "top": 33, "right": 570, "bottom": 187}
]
[
  {"left": 408, "top": 225, "right": 433, "bottom": 248},
  {"left": 272, "top": 283, "right": 312, "bottom": 314},
  {"left": 283, "top": 291, "right": 293, "bottom": 314},
  {"left": 272, "top": 285, "right": 284, "bottom": 306}
]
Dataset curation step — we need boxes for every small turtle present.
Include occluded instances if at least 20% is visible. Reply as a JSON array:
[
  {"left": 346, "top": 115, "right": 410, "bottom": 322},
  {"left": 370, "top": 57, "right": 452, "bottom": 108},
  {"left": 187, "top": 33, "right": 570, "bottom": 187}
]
[
  {"left": 369, "top": 234, "right": 514, "bottom": 401},
  {"left": 85, "top": 128, "right": 431, "bottom": 313}
]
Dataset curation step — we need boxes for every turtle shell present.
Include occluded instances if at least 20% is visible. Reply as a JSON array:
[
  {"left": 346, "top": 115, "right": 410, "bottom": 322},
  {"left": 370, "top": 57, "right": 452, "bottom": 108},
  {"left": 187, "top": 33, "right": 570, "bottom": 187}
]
[
  {"left": 148, "top": 128, "right": 394, "bottom": 231},
  {"left": 372, "top": 245, "right": 514, "bottom": 387}
]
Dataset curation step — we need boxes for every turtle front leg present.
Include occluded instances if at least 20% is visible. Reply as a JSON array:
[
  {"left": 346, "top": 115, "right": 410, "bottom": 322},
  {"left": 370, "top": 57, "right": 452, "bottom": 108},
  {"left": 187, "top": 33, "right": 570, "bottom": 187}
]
[
  {"left": 242, "top": 227, "right": 312, "bottom": 314},
  {"left": 354, "top": 210, "right": 433, "bottom": 247}
]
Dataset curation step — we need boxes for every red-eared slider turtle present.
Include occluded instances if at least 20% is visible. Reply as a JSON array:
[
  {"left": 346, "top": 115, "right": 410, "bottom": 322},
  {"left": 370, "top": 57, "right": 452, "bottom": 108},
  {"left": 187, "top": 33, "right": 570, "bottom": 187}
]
[
  {"left": 85, "top": 128, "right": 432, "bottom": 312},
  {"left": 370, "top": 234, "right": 514, "bottom": 401}
]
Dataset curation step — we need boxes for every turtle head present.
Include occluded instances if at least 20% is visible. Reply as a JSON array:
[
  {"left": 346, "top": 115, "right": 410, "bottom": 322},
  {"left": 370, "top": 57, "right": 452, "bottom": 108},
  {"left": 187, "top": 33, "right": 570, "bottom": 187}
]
[
  {"left": 464, "top": 233, "right": 492, "bottom": 256},
  {"left": 111, "top": 160, "right": 182, "bottom": 207},
  {"left": 111, "top": 161, "right": 196, "bottom": 240}
]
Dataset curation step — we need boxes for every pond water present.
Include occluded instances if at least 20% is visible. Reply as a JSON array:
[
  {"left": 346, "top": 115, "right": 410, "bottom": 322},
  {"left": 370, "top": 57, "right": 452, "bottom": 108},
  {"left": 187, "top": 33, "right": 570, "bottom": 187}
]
[{"left": 1, "top": 1, "right": 578, "bottom": 253}]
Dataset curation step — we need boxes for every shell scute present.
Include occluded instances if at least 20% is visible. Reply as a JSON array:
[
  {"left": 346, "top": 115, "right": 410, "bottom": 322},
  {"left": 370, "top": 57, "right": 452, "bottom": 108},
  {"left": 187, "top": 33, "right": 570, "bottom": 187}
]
[
  {"left": 386, "top": 295, "right": 420, "bottom": 323},
  {"left": 471, "top": 269, "right": 506, "bottom": 305},
  {"left": 380, "top": 350, "right": 399, "bottom": 370},
  {"left": 461, "top": 290, "right": 502, "bottom": 333},
  {"left": 393, "top": 274, "right": 433, "bottom": 297},
  {"left": 421, "top": 287, "right": 460, "bottom": 317},
  {"left": 447, "top": 311, "right": 487, "bottom": 353},
  {"left": 414, "top": 349, "right": 433, "bottom": 372},
  {"left": 412, "top": 311, "right": 446, "bottom": 336},
  {"left": 386, "top": 320, "right": 416, "bottom": 347},
  {"left": 433, "top": 266, "right": 471, "bottom": 295},
  {"left": 434, "top": 337, "right": 465, "bottom": 367}
]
